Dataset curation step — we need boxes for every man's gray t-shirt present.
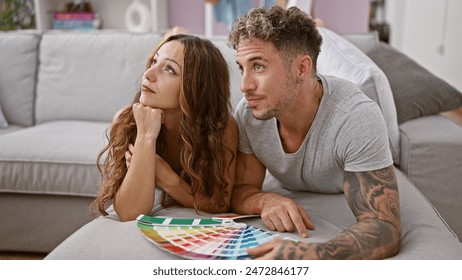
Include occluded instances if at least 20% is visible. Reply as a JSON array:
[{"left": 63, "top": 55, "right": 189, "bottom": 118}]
[{"left": 234, "top": 74, "right": 393, "bottom": 194}]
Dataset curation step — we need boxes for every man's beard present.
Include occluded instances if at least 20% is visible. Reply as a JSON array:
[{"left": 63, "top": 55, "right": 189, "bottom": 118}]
[{"left": 251, "top": 77, "right": 298, "bottom": 121}]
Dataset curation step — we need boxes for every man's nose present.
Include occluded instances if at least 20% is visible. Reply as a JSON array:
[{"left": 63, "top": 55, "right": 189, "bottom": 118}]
[{"left": 240, "top": 71, "right": 256, "bottom": 94}]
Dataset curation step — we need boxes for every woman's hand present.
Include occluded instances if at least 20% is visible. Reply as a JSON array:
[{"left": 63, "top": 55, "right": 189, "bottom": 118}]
[
  {"left": 154, "top": 155, "right": 180, "bottom": 191},
  {"left": 132, "top": 103, "right": 163, "bottom": 142},
  {"left": 125, "top": 146, "right": 179, "bottom": 190},
  {"left": 125, "top": 143, "right": 134, "bottom": 168}
]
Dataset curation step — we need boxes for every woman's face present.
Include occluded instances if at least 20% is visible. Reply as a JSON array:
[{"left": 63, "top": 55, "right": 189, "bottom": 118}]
[{"left": 140, "top": 40, "right": 184, "bottom": 110}]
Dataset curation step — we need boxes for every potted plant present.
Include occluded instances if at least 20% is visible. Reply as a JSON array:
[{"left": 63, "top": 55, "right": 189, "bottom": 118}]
[{"left": 0, "top": 0, "right": 35, "bottom": 30}]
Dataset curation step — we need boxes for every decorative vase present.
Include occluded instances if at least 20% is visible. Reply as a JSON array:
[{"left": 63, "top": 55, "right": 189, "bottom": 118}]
[{"left": 124, "top": 0, "right": 151, "bottom": 33}]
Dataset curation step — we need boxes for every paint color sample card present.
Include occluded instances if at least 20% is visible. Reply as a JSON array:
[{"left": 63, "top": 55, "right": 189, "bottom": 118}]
[{"left": 137, "top": 215, "right": 277, "bottom": 260}]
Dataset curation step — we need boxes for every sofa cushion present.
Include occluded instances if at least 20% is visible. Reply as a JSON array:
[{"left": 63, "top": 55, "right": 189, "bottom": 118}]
[
  {"left": 0, "top": 124, "right": 24, "bottom": 136},
  {"left": 35, "top": 31, "right": 162, "bottom": 124},
  {"left": 367, "top": 42, "right": 462, "bottom": 124},
  {"left": 399, "top": 115, "right": 462, "bottom": 239},
  {"left": 0, "top": 120, "right": 109, "bottom": 197},
  {"left": 0, "top": 30, "right": 40, "bottom": 126},
  {"left": 317, "top": 27, "right": 400, "bottom": 165},
  {"left": 45, "top": 168, "right": 462, "bottom": 259}
]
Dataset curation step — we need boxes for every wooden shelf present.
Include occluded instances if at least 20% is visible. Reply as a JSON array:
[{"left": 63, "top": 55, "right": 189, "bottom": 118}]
[{"left": 33, "top": 0, "right": 168, "bottom": 32}]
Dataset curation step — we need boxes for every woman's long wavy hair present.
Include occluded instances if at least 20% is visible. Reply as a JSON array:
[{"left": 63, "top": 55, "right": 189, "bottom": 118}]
[{"left": 91, "top": 34, "right": 232, "bottom": 216}]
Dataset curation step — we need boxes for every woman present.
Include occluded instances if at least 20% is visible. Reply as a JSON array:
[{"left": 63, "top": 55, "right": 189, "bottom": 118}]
[{"left": 91, "top": 34, "right": 238, "bottom": 221}]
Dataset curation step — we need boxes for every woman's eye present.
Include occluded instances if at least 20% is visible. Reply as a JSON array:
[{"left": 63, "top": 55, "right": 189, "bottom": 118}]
[
  {"left": 165, "top": 66, "right": 176, "bottom": 74},
  {"left": 151, "top": 59, "right": 157, "bottom": 66}
]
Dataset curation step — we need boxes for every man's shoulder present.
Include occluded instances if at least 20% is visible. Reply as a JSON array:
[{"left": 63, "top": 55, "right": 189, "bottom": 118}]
[
  {"left": 318, "top": 74, "right": 374, "bottom": 114},
  {"left": 319, "top": 74, "right": 360, "bottom": 92}
]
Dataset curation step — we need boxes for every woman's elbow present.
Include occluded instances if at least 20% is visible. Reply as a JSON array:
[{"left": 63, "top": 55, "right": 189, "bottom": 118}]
[{"left": 114, "top": 204, "right": 149, "bottom": 222}]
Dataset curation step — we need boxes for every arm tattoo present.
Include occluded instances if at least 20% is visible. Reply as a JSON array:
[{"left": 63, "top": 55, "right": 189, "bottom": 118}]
[
  {"left": 272, "top": 240, "right": 315, "bottom": 260},
  {"left": 305, "top": 166, "right": 401, "bottom": 260},
  {"left": 344, "top": 166, "right": 400, "bottom": 224},
  {"left": 269, "top": 166, "right": 401, "bottom": 260}
]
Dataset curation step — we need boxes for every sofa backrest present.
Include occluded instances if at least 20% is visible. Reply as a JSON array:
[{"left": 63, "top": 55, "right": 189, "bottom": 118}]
[
  {"left": 210, "top": 39, "right": 244, "bottom": 110},
  {"left": 35, "top": 31, "right": 162, "bottom": 124},
  {"left": 0, "top": 30, "right": 40, "bottom": 127}
]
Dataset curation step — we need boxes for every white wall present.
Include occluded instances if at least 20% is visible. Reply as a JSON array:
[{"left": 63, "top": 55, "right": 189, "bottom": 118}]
[{"left": 386, "top": 0, "right": 462, "bottom": 92}]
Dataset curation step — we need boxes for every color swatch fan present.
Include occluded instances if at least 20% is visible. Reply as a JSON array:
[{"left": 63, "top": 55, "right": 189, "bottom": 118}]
[{"left": 136, "top": 215, "right": 277, "bottom": 260}]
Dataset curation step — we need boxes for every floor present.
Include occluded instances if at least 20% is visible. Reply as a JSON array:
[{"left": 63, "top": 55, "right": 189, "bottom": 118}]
[{"left": 0, "top": 251, "right": 47, "bottom": 260}]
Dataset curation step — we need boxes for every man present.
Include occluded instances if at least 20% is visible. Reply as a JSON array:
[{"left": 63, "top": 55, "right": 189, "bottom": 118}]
[{"left": 229, "top": 6, "right": 401, "bottom": 260}]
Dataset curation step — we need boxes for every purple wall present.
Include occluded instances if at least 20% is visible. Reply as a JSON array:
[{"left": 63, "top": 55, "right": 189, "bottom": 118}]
[
  {"left": 169, "top": 0, "right": 205, "bottom": 35},
  {"left": 169, "top": 0, "right": 370, "bottom": 36},
  {"left": 314, "top": 0, "right": 370, "bottom": 33},
  {"left": 169, "top": 0, "right": 234, "bottom": 35}
]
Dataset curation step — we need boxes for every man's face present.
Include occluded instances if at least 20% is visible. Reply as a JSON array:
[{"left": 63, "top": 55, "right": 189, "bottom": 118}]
[{"left": 236, "top": 38, "right": 298, "bottom": 120}]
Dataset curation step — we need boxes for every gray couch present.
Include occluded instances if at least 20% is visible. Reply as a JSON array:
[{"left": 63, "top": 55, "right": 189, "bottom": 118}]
[{"left": 0, "top": 29, "right": 461, "bottom": 259}]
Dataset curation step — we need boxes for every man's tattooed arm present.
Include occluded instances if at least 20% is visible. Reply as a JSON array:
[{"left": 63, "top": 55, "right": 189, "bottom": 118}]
[
  {"left": 267, "top": 165, "right": 401, "bottom": 260},
  {"left": 339, "top": 165, "right": 401, "bottom": 259}
]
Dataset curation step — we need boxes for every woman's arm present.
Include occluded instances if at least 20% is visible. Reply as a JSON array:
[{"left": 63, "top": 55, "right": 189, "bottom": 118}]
[
  {"left": 114, "top": 103, "right": 163, "bottom": 221},
  {"left": 156, "top": 116, "right": 239, "bottom": 213}
]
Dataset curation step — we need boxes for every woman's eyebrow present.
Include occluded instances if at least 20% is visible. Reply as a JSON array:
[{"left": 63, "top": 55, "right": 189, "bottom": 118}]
[
  {"left": 165, "top": 58, "right": 181, "bottom": 69},
  {"left": 154, "top": 52, "right": 182, "bottom": 70}
]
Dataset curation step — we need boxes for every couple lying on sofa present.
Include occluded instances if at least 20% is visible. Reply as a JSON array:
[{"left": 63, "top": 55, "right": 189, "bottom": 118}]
[{"left": 89, "top": 6, "right": 400, "bottom": 260}]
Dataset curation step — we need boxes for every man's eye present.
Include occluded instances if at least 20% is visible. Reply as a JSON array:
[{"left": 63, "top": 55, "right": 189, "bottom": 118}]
[{"left": 254, "top": 64, "right": 263, "bottom": 71}]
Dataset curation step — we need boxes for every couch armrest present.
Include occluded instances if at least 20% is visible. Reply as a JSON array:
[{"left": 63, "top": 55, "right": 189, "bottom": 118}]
[{"left": 399, "top": 115, "right": 462, "bottom": 239}]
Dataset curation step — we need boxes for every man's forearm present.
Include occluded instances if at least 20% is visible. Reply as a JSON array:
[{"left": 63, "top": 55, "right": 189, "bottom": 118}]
[
  {"left": 270, "top": 218, "right": 401, "bottom": 260},
  {"left": 311, "top": 219, "right": 400, "bottom": 259},
  {"left": 230, "top": 184, "right": 265, "bottom": 214}
]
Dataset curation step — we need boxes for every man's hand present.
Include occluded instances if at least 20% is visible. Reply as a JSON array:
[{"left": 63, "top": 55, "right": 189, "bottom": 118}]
[
  {"left": 233, "top": 152, "right": 314, "bottom": 237},
  {"left": 259, "top": 193, "right": 314, "bottom": 238},
  {"left": 247, "top": 238, "right": 316, "bottom": 260}
]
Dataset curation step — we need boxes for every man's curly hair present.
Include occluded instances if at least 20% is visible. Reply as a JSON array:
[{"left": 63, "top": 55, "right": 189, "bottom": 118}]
[{"left": 228, "top": 6, "right": 323, "bottom": 73}]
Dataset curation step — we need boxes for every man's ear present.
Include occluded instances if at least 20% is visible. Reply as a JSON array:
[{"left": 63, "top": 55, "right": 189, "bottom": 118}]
[{"left": 297, "top": 54, "right": 313, "bottom": 79}]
